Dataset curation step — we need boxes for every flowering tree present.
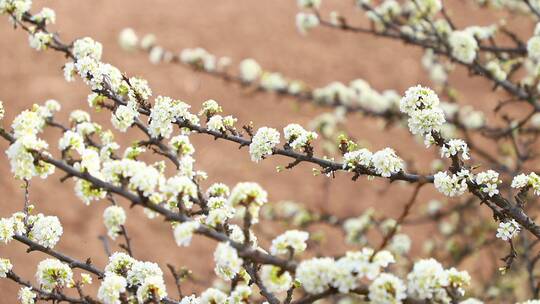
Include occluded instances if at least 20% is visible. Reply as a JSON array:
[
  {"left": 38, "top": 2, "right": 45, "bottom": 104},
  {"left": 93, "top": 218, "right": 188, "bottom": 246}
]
[{"left": 3, "top": 0, "right": 540, "bottom": 303}]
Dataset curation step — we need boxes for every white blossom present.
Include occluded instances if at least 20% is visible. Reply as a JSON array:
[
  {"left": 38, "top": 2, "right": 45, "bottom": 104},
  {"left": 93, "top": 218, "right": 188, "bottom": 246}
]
[
  {"left": 260, "top": 265, "right": 292, "bottom": 293},
  {"left": 407, "top": 107, "right": 445, "bottom": 136},
  {"left": 343, "top": 148, "right": 373, "bottom": 170},
  {"left": 399, "top": 85, "right": 440, "bottom": 115},
  {"left": 511, "top": 172, "right": 540, "bottom": 195},
  {"left": 459, "top": 106, "right": 485, "bottom": 129},
  {"left": 338, "top": 249, "right": 391, "bottom": 281},
  {"left": 199, "top": 99, "right": 222, "bottom": 117},
  {"left": 227, "top": 224, "right": 252, "bottom": 245},
  {"left": 169, "top": 135, "right": 195, "bottom": 156},
  {"left": 0, "top": 218, "right": 15, "bottom": 244},
  {"left": 369, "top": 273, "right": 407, "bottom": 304},
  {"left": 0, "top": 0, "right": 32, "bottom": 20},
  {"left": 103, "top": 205, "right": 126, "bottom": 240},
  {"left": 129, "top": 77, "right": 152, "bottom": 101},
  {"left": 283, "top": 124, "right": 318, "bottom": 150},
  {"left": 296, "top": 12, "right": 320, "bottom": 34},
  {"left": 228, "top": 182, "right": 267, "bottom": 223},
  {"left": 314, "top": 82, "right": 354, "bottom": 105},
  {"left": 496, "top": 219, "right": 520, "bottom": 241},
  {"left": 81, "top": 273, "right": 92, "bottom": 285},
  {"left": 228, "top": 285, "right": 252, "bottom": 304},
  {"left": 126, "top": 260, "right": 163, "bottom": 286},
  {"left": 36, "top": 259, "right": 73, "bottom": 291},
  {"left": 59, "top": 130, "right": 85, "bottom": 153},
  {"left": 343, "top": 212, "right": 373, "bottom": 244},
  {"left": 475, "top": 170, "right": 500, "bottom": 197},
  {"left": 97, "top": 273, "right": 127, "bottom": 304},
  {"left": 528, "top": 36, "right": 540, "bottom": 60},
  {"left": 434, "top": 170, "right": 469, "bottom": 197},
  {"left": 270, "top": 230, "right": 309, "bottom": 255},
  {"left": 64, "top": 62, "right": 76, "bottom": 82},
  {"left": 407, "top": 258, "right": 448, "bottom": 301},
  {"left": 31, "top": 7, "right": 55, "bottom": 25},
  {"left": 207, "top": 115, "right": 226, "bottom": 132},
  {"left": 332, "top": 257, "right": 359, "bottom": 293},
  {"left": 80, "top": 148, "right": 101, "bottom": 175},
  {"left": 111, "top": 104, "right": 138, "bottom": 132},
  {"left": 239, "top": 58, "right": 262, "bottom": 83},
  {"left": 200, "top": 288, "right": 227, "bottom": 304},
  {"left": 206, "top": 183, "right": 230, "bottom": 198},
  {"left": 9, "top": 212, "right": 25, "bottom": 236},
  {"left": 18, "top": 286, "right": 36, "bottom": 304},
  {"left": 11, "top": 108, "right": 47, "bottom": 139},
  {"left": 160, "top": 175, "right": 198, "bottom": 208},
  {"left": 119, "top": 28, "right": 138, "bottom": 51},
  {"left": 389, "top": 233, "right": 412, "bottom": 255},
  {"left": 149, "top": 95, "right": 195, "bottom": 139},
  {"left": 372, "top": 148, "right": 404, "bottom": 177},
  {"left": 6, "top": 135, "right": 55, "bottom": 180},
  {"left": 296, "top": 257, "right": 336, "bottom": 294},
  {"left": 446, "top": 267, "right": 471, "bottom": 296},
  {"left": 136, "top": 276, "right": 168, "bottom": 303},
  {"left": 28, "top": 31, "right": 53, "bottom": 51},
  {"left": 180, "top": 47, "right": 216, "bottom": 71},
  {"left": 449, "top": 31, "right": 478, "bottom": 64},
  {"left": 512, "top": 173, "right": 530, "bottom": 189},
  {"left": 173, "top": 221, "right": 200, "bottom": 247},
  {"left": 441, "top": 139, "right": 470, "bottom": 160},
  {"left": 213, "top": 242, "right": 242, "bottom": 280},
  {"left": 0, "top": 258, "right": 12, "bottom": 278},
  {"left": 29, "top": 215, "right": 62, "bottom": 248},
  {"left": 104, "top": 252, "right": 136, "bottom": 276},
  {"left": 149, "top": 46, "right": 164, "bottom": 64},
  {"left": 74, "top": 178, "right": 106, "bottom": 205},
  {"left": 249, "top": 127, "right": 280, "bottom": 162},
  {"left": 73, "top": 37, "right": 103, "bottom": 60},
  {"left": 486, "top": 60, "right": 507, "bottom": 81},
  {"left": 69, "top": 110, "right": 91, "bottom": 124},
  {"left": 260, "top": 72, "right": 287, "bottom": 91}
]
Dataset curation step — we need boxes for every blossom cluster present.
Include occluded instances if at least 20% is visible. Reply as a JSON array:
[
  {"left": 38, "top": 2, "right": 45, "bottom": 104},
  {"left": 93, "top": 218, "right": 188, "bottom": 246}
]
[
  {"left": 399, "top": 85, "right": 445, "bottom": 144},
  {"left": 434, "top": 170, "right": 470, "bottom": 197},
  {"left": 295, "top": 248, "right": 396, "bottom": 294},
  {"left": 407, "top": 258, "right": 470, "bottom": 302},
  {"left": 283, "top": 123, "right": 318, "bottom": 151},
  {"left": 475, "top": 170, "right": 500, "bottom": 197},
  {"left": 99, "top": 252, "right": 167, "bottom": 303},
  {"left": 0, "top": 258, "right": 12, "bottom": 278},
  {"left": 343, "top": 147, "right": 404, "bottom": 177},
  {"left": 440, "top": 139, "right": 470, "bottom": 160},
  {"left": 496, "top": 219, "right": 521, "bottom": 241},
  {"left": 270, "top": 229, "right": 309, "bottom": 255},
  {"left": 6, "top": 100, "right": 60, "bottom": 179},
  {"left": 36, "top": 258, "right": 73, "bottom": 291},
  {"left": 103, "top": 205, "right": 126, "bottom": 240},
  {"left": 0, "top": 211, "right": 63, "bottom": 249},
  {"left": 512, "top": 172, "right": 540, "bottom": 195},
  {"left": 249, "top": 127, "right": 281, "bottom": 162}
]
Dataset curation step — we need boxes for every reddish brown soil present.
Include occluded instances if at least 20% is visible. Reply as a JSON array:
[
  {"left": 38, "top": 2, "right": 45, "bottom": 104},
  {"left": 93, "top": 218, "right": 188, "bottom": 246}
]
[{"left": 0, "top": 1, "right": 533, "bottom": 302}]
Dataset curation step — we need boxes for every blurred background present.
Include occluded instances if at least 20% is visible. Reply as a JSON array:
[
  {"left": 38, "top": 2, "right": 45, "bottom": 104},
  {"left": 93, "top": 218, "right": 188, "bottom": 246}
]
[{"left": 0, "top": 0, "right": 533, "bottom": 302}]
